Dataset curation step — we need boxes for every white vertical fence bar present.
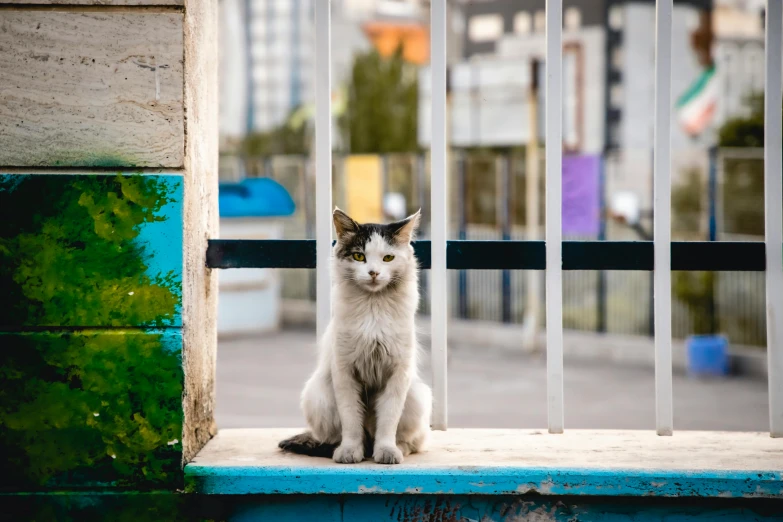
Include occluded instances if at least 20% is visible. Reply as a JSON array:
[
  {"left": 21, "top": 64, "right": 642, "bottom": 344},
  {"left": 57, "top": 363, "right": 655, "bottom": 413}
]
[
  {"left": 765, "top": 0, "right": 783, "bottom": 437},
  {"left": 545, "top": 0, "right": 564, "bottom": 434},
  {"left": 430, "top": 0, "right": 448, "bottom": 431},
  {"left": 653, "top": 0, "right": 674, "bottom": 436},
  {"left": 315, "top": 0, "right": 332, "bottom": 339}
]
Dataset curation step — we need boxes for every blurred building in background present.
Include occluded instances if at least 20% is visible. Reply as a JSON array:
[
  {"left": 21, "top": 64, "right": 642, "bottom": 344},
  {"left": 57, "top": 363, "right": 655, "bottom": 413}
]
[
  {"left": 713, "top": 0, "right": 766, "bottom": 121},
  {"left": 219, "top": 0, "right": 250, "bottom": 142},
  {"left": 220, "top": 0, "right": 442, "bottom": 146},
  {"left": 220, "top": 0, "right": 771, "bottom": 149},
  {"left": 419, "top": 0, "right": 771, "bottom": 201}
]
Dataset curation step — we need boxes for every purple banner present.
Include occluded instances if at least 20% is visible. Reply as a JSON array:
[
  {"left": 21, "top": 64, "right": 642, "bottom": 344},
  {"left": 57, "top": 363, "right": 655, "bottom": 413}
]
[{"left": 562, "top": 154, "right": 600, "bottom": 237}]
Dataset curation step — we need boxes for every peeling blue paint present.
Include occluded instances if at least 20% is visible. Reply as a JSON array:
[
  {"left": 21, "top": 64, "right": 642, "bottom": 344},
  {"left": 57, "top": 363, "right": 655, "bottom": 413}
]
[
  {"left": 209, "top": 494, "right": 783, "bottom": 521},
  {"left": 7, "top": 493, "right": 783, "bottom": 521},
  {"left": 184, "top": 465, "right": 783, "bottom": 499}
]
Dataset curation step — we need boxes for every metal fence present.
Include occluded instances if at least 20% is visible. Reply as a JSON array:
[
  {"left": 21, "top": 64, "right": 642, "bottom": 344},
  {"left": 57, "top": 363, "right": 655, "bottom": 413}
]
[
  {"left": 274, "top": 238, "right": 767, "bottom": 348},
  {"left": 212, "top": 0, "right": 783, "bottom": 436},
  {"left": 223, "top": 149, "right": 769, "bottom": 348}
]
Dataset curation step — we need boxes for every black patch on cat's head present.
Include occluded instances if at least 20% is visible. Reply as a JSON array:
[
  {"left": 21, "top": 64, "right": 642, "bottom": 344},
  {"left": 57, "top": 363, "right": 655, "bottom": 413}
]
[
  {"left": 332, "top": 209, "right": 420, "bottom": 259},
  {"left": 333, "top": 222, "right": 390, "bottom": 259}
]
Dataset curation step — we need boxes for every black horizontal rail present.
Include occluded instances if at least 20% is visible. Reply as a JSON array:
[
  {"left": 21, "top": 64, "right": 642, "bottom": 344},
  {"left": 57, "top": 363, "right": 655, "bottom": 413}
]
[{"left": 206, "top": 240, "right": 767, "bottom": 272}]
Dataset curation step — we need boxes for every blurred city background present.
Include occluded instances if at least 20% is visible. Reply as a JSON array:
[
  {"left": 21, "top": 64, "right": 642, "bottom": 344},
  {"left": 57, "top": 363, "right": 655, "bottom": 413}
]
[{"left": 214, "top": 0, "right": 777, "bottom": 431}]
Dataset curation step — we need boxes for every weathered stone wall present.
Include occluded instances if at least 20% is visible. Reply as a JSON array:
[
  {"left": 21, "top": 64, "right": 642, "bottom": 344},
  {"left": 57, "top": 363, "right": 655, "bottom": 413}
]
[{"left": 0, "top": 0, "right": 217, "bottom": 499}]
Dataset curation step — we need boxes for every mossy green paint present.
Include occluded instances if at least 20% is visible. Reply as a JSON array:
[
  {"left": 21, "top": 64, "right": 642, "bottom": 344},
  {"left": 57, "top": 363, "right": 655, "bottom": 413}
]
[
  {"left": 0, "top": 330, "right": 183, "bottom": 490},
  {"left": 0, "top": 174, "right": 182, "bottom": 327},
  {"left": 0, "top": 173, "right": 184, "bottom": 491}
]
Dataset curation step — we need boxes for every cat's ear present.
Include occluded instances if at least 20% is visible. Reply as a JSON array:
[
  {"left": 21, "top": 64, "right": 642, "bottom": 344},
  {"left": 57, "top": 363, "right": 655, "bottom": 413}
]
[
  {"left": 333, "top": 208, "right": 359, "bottom": 239},
  {"left": 389, "top": 209, "right": 421, "bottom": 244}
]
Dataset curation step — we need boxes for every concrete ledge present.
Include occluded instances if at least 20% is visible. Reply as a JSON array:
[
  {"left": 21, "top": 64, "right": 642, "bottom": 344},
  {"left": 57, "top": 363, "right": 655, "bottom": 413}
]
[{"left": 185, "top": 429, "right": 783, "bottom": 498}]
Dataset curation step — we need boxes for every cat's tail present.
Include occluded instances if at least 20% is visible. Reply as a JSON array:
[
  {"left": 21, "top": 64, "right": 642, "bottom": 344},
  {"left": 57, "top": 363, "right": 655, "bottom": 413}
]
[
  {"left": 278, "top": 431, "right": 374, "bottom": 459},
  {"left": 278, "top": 431, "right": 337, "bottom": 458}
]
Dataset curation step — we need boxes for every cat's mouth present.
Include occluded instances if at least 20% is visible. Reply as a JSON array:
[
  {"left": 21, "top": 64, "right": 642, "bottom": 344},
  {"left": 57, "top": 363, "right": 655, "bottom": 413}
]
[{"left": 363, "top": 278, "right": 385, "bottom": 291}]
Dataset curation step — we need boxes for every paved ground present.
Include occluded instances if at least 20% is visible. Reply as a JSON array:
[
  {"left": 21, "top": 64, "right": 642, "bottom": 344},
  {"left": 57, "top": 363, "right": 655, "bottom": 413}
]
[{"left": 216, "top": 329, "right": 769, "bottom": 432}]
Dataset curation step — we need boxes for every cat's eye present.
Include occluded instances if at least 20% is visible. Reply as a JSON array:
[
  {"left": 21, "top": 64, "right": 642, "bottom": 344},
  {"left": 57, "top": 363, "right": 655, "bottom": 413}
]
[
  {"left": 383, "top": 255, "right": 395, "bottom": 262},
  {"left": 352, "top": 252, "right": 365, "bottom": 262}
]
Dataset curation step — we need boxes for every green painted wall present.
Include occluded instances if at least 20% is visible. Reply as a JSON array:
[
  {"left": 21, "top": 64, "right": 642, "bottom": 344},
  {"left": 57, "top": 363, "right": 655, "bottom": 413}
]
[
  {"left": 0, "top": 174, "right": 182, "bottom": 328},
  {"left": 0, "top": 174, "right": 184, "bottom": 491}
]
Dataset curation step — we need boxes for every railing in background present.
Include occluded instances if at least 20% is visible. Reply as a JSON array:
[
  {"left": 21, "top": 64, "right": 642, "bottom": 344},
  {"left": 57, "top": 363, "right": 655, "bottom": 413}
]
[
  {"left": 545, "top": 0, "right": 564, "bottom": 434},
  {"left": 314, "top": 0, "right": 331, "bottom": 340},
  {"left": 653, "top": 0, "right": 673, "bottom": 436},
  {"left": 219, "top": 147, "right": 771, "bottom": 347},
  {"left": 430, "top": 0, "right": 448, "bottom": 431},
  {"left": 210, "top": 0, "right": 783, "bottom": 438},
  {"left": 764, "top": 0, "right": 783, "bottom": 437}
]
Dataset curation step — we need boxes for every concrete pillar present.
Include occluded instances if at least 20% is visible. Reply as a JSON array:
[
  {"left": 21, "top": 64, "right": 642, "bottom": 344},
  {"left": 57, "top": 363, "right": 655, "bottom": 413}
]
[{"left": 0, "top": 0, "right": 217, "bottom": 503}]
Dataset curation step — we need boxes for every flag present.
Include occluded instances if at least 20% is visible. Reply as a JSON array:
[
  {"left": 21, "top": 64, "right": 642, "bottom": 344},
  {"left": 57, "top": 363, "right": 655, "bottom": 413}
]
[{"left": 676, "top": 65, "right": 718, "bottom": 137}]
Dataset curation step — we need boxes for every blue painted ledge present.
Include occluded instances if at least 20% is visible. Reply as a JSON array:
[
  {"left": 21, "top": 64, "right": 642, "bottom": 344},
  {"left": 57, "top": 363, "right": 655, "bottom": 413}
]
[{"left": 185, "top": 429, "right": 783, "bottom": 498}]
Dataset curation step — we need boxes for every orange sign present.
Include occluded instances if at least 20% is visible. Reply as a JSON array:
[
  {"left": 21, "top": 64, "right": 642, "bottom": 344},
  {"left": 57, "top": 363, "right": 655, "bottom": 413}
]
[{"left": 362, "top": 22, "right": 429, "bottom": 65}]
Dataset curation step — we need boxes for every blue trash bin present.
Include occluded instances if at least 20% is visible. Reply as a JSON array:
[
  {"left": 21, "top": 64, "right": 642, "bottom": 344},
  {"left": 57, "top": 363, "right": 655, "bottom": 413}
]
[{"left": 686, "top": 334, "right": 729, "bottom": 377}]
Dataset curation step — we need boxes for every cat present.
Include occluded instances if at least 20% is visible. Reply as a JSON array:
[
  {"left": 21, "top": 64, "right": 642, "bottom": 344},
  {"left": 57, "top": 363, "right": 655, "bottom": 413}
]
[{"left": 279, "top": 208, "right": 432, "bottom": 464}]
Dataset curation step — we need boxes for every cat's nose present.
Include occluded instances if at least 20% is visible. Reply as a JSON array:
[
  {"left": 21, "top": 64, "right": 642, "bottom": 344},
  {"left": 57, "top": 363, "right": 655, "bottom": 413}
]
[{"left": 368, "top": 270, "right": 378, "bottom": 278}]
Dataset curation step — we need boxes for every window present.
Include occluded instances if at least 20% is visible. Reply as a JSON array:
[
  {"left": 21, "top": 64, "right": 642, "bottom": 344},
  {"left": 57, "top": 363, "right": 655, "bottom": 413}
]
[
  {"left": 452, "top": 10, "right": 465, "bottom": 35},
  {"left": 563, "top": 46, "right": 582, "bottom": 151},
  {"left": 514, "top": 11, "right": 532, "bottom": 35},
  {"left": 608, "top": 6, "right": 624, "bottom": 30},
  {"left": 612, "top": 47, "right": 624, "bottom": 70},
  {"left": 534, "top": 10, "right": 545, "bottom": 32},
  {"left": 610, "top": 84, "right": 624, "bottom": 108},
  {"left": 685, "top": 9, "right": 699, "bottom": 31},
  {"left": 743, "top": 45, "right": 765, "bottom": 95},
  {"left": 468, "top": 14, "right": 504, "bottom": 42},
  {"left": 565, "top": 7, "right": 581, "bottom": 31}
]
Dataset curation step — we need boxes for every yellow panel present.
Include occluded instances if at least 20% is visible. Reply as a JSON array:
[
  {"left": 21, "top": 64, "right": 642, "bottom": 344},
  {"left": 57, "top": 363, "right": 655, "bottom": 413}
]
[{"left": 344, "top": 155, "right": 383, "bottom": 224}]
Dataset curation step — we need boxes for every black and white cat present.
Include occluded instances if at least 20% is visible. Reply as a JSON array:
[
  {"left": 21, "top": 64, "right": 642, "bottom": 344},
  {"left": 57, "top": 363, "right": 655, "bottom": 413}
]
[{"left": 279, "top": 208, "right": 431, "bottom": 464}]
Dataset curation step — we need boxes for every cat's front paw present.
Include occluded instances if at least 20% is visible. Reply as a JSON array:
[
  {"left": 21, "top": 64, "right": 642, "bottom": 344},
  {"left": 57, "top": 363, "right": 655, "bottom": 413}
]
[
  {"left": 333, "top": 442, "right": 365, "bottom": 464},
  {"left": 373, "top": 444, "right": 404, "bottom": 465}
]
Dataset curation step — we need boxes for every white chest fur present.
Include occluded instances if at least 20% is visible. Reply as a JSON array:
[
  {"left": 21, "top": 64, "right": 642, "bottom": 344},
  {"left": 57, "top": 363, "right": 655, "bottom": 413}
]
[{"left": 334, "top": 292, "right": 415, "bottom": 390}]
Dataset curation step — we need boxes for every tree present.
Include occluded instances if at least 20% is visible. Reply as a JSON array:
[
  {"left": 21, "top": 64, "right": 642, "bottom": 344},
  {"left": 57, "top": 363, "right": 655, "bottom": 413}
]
[
  {"left": 240, "top": 108, "right": 310, "bottom": 158},
  {"left": 671, "top": 169, "right": 716, "bottom": 335},
  {"left": 718, "top": 93, "right": 765, "bottom": 148},
  {"left": 339, "top": 46, "right": 419, "bottom": 153},
  {"left": 716, "top": 92, "right": 779, "bottom": 236}
]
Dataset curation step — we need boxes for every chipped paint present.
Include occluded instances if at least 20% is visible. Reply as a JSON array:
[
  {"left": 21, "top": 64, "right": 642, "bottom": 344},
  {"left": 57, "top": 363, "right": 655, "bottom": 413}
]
[
  {"left": 502, "top": 504, "right": 559, "bottom": 522},
  {"left": 225, "top": 494, "right": 783, "bottom": 521},
  {"left": 4, "top": 492, "right": 782, "bottom": 521}
]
